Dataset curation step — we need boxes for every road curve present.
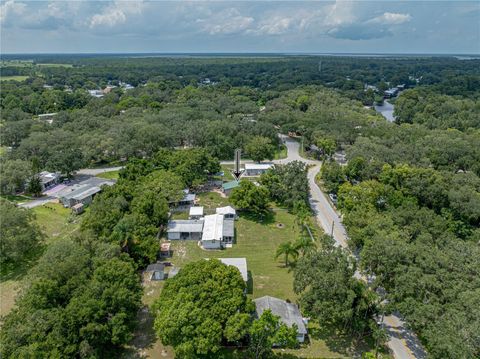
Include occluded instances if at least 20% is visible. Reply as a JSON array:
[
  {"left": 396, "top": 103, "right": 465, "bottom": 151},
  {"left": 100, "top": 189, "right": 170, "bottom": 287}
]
[{"left": 277, "top": 135, "right": 426, "bottom": 359}]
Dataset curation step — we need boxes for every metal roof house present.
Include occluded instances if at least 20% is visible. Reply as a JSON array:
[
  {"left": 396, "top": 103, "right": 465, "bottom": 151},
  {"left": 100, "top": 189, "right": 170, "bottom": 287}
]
[
  {"left": 219, "top": 258, "right": 248, "bottom": 282},
  {"left": 60, "top": 185, "right": 101, "bottom": 208},
  {"left": 38, "top": 171, "right": 60, "bottom": 191},
  {"left": 167, "top": 220, "right": 204, "bottom": 240},
  {"left": 201, "top": 214, "right": 234, "bottom": 249},
  {"left": 254, "top": 296, "right": 308, "bottom": 343},
  {"left": 216, "top": 206, "right": 237, "bottom": 220},
  {"left": 171, "top": 189, "right": 197, "bottom": 211},
  {"left": 244, "top": 163, "right": 274, "bottom": 177}
]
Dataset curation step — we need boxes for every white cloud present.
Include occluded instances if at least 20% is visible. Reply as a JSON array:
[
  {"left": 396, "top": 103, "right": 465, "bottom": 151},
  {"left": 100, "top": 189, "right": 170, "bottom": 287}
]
[
  {"left": 197, "top": 8, "right": 254, "bottom": 35},
  {"left": 368, "top": 12, "right": 412, "bottom": 25},
  {"left": 255, "top": 16, "right": 294, "bottom": 35},
  {"left": 0, "top": 0, "right": 26, "bottom": 24},
  {"left": 89, "top": 0, "right": 144, "bottom": 28}
]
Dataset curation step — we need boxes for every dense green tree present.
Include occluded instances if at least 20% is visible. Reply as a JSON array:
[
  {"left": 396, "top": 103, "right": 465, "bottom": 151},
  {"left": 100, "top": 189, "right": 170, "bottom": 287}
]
[
  {"left": 0, "top": 199, "right": 43, "bottom": 266},
  {"left": 249, "top": 310, "right": 299, "bottom": 359},
  {"left": 260, "top": 161, "right": 309, "bottom": 209},
  {"left": 230, "top": 180, "right": 270, "bottom": 216},
  {"left": 245, "top": 136, "right": 275, "bottom": 162},
  {"left": 152, "top": 259, "right": 249, "bottom": 358},
  {"left": 0, "top": 159, "right": 32, "bottom": 194}
]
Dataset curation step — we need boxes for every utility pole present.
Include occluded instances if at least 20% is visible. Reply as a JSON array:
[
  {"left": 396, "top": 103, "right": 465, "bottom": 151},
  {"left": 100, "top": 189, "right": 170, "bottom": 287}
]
[{"left": 330, "top": 220, "right": 334, "bottom": 238}]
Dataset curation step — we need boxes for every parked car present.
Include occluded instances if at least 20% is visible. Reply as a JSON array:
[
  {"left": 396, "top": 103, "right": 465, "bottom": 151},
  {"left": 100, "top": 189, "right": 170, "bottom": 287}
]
[{"left": 329, "top": 193, "right": 338, "bottom": 205}]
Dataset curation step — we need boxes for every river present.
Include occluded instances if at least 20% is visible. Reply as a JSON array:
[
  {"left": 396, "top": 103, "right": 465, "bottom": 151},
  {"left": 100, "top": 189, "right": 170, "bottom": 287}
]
[{"left": 374, "top": 100, "right": 395, "bottom": 122}]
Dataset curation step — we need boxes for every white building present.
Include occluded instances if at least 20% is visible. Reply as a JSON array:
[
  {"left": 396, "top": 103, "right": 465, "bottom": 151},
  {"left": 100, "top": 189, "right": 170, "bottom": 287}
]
[
  {"left": 243, "top": 163, "right": 274, "bottom": 177},
  {"left": 216, "top": 206, "right": 237, "bottom": 220},
  {"left": 189, "top": 206, "right": 204, "bottom": 220},
  {"left": 167, "top": 220, "right": 204, "bottom": 240},
  {"left": 201, "top": 214, "right": 234, "bottom": 249}
]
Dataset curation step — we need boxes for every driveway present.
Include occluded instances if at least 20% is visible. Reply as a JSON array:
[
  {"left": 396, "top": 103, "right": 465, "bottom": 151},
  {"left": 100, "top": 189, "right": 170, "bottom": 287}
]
[{"left": 19, "top": 196, "right": 56, "bottom": 209}]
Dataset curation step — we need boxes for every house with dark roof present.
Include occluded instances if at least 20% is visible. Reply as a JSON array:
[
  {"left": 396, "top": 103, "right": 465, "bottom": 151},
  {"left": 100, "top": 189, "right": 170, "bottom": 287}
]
[{"left": 254, "top": 296, "right": 308, "bottom": 343}]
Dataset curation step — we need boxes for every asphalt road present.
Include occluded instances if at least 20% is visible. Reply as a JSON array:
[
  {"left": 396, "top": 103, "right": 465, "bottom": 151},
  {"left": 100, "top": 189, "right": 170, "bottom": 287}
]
[{"left": 278, "top": 135, "right": 426, "bottom": 359}]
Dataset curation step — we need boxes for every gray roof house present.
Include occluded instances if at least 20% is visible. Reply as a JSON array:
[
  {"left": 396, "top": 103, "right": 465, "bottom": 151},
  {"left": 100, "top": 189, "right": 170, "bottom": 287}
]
[
  {"left": 145, "top": 263, "right": 165, "bottom": 281},
  {"left": 254, "top": 296, "right": 308, "bottom": 343},
  {"left": 167, "top": 220, "right": 204, "bottom": 240}
]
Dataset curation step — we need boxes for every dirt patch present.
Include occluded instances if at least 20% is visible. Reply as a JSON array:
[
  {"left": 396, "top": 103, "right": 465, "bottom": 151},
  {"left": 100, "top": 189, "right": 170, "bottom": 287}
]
[{"left": 276, "top": 223, "right": 285, "bottom": 229}]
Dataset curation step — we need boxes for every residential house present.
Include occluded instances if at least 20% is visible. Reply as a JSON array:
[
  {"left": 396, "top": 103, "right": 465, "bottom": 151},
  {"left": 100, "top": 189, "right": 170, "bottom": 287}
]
[
  {"left": 60, "top": 185, "right": 101, "bottom": 208},
  {"left": 38, "top": 171, "right": 60, "bottom": 191},
  {"left": 167, "top": 220, "right": 204, "bottom": 240},
  {"left": 216, "top": 206, "right": 236, "bottom": 220},
  {"left": 171, "top": 189, "right": 196, "bottom": 211},
  {"left": 201, "top": 214, "right": 234, "bottom": 249},
  {"left": 243, "top": 163, "right": 274, "bottom": 177},
  {"left": 222, "top": 180, "right": 239, "bottom": 196},
  {"left": 88, "top": 89, "right": 104, "bottom": 98},
  {"left": 254, "top": 296, "right": 308, "bottom": 343}
]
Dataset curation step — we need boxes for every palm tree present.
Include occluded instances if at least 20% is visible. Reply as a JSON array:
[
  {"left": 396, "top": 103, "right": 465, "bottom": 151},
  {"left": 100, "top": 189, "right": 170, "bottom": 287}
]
[
  {"left": 275, "top": 241, "right": 299, "bottom": 267},
  {"left": 295, "top": 236, "right": 316, "bottom": 257}
]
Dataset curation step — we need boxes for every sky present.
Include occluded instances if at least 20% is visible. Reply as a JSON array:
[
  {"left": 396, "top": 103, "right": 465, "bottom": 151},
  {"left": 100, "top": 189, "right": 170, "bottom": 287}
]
[{"left": 1, "top": 0, "right": 479, "bottom": 54}]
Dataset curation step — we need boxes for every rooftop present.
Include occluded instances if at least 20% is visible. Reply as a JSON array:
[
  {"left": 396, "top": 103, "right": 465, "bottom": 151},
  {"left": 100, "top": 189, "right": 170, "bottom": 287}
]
[
  {"left": 146, "top": 263, "right": 165, "bottom": 272},
  {"left": 254, "top": 296, "right": 307, "bottom": 335},
  {"left": 167, "top": 219, "right": 204, "bottom": 233},
  {"left": 245, "top": 163, "right": 274, "bottom": 170},
  {"left": 222, "top": 180, "right": 240, "bottom": 190},
  {"left": 216, "top": 206, "right": 236, "bottom": 215},
  {"left": 219, "top": 258, "right": 248, "bottom": 282},
  {"left": 189, "top": 206, "right": 204, "bottom": 216},
  {"left": 202, "top": 214, "right": 224, "bottom": 242}
]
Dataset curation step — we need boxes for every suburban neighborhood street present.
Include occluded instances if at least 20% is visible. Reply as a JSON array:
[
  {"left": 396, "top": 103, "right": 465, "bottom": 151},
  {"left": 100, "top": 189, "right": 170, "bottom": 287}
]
[{"left": 277, "top": 135, "right": 426, "bottom": 359}]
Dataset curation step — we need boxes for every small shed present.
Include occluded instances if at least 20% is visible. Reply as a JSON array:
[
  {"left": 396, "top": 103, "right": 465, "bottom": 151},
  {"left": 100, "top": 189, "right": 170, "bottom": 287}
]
[
  {"left": 189, "top": 206, "right": 204, "bottom": 220},
  {"left": 71, "top": 203, "right": 84, "bottom": 215},
  {"left": 146, "top": 263, "right": 165, "bottom": 281},
  {"left": 160, "top": 242, "right": 171, "bottom": 257}
]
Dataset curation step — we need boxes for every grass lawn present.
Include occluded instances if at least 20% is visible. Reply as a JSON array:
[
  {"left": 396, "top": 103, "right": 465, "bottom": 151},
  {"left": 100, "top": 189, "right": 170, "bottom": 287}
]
[
  {"left": 36, "top": 63, "right": 73, "bottom": 68},
  {"left": 0, "top": 203, "right": 82, "bottom": 317},
  {"left": 0, "top": 75, "right": 29, "bottom": 82},
  {"left": 274, "top": 144, "right": 288, "bottom": 159},
  {"left": 96, "top": 170, "right": 120, "bottom": 180},
  {"left": 0, "top": 194, "right": 33, "bottom": 203}
]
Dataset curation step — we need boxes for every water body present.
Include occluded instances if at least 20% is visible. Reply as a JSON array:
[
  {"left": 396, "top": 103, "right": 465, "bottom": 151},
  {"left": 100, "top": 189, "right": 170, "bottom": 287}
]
[{"left": 374, "top": 100, "right": 395, "bottom": 122}]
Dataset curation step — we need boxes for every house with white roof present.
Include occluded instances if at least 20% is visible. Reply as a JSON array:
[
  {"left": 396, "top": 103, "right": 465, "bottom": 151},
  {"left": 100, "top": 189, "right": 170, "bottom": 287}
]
[
  {"left": 201, "top": 214, "right": 234, "bottom": 249},
  {"left": 216, "top": 206, "right": 237, "bottom": 220},
  {"left": 189, "top": 206, "right": 204, "bottom": 220},
  {"left": 243, "top": 163, "right": 274, "bottom": 177}
]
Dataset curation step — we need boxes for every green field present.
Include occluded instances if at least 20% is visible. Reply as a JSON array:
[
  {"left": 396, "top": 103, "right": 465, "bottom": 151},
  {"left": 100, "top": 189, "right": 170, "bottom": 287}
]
[
  {"left": 0, "top": 75, "right": 29, "bottom": 82},
  {"left": 96, "top": 170, "right": 120, "bottom": 180},
  {"left": 36, "top": 63, "right": 73, "bottom": 68}
]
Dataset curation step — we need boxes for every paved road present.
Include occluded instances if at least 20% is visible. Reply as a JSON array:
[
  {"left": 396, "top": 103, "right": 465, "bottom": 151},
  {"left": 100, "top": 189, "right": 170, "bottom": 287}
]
[
  {"left": 278, "top": 135, "right": 426, "bottom": 359},
  {"left": 76, "top": 166, "right": 124, "bottom": 176},
  {"left": 19, "top": 196, "right": 56, "bottom": 209}
]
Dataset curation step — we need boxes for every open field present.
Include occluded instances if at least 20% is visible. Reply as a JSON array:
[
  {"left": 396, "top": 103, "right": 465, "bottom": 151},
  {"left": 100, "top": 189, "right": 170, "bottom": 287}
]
[
  {"left": 0, "top": 75, "right": 29, "bottom": 82},
  {"left": 0, "top": 203, "right": 82, "bottom": 317},
  {"left": 36, "top": 63, "right": 73, "bottom": 68}
]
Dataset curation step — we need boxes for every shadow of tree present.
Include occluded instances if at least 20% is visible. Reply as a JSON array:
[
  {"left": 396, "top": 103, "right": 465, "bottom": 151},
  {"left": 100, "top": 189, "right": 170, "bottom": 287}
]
[
  {"left": 309, "top": 325, "right": 370, "bottom": 357},
  {"left": 125, "top": 306, "right": 157, "bottom": 358},
  {"left": 1, "top": 243, "right": 46, "bottom": 283},
  {"left": 240, "top": 209, "right": 275, "bottom": 225}
]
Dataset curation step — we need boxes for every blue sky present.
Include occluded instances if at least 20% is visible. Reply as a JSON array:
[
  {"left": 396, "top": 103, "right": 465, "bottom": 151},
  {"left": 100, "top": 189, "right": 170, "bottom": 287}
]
[{"left": 1, "top": 1, "right": 479, "bottom": 54}]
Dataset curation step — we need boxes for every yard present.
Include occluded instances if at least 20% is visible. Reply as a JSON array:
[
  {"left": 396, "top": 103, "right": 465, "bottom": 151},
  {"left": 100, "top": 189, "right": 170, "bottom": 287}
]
[
  {"left": 0, "top": 75, "right": 29, "bottom": 82},
  {"left": 127, "top": 192, "right": 371, "bottom": 358}
]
